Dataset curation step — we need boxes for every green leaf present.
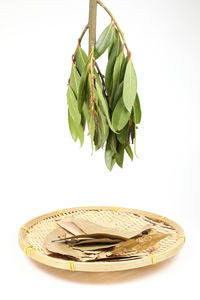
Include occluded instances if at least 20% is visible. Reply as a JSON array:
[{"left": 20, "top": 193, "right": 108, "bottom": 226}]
[
  {"left": 134, "top": 93, "right": 142, "bottom": 124},
  {"left": 112, "top": 81, "right": 123, "bottom": 110},
  {"left": 82, "top": 102, "right": 90, "bottom": 126},
  {"left": 94, "top": 24, "right": 114, "bottom": 59},
  {"left": 108, "top": 36, "right": 115, "bottom": 59},
  {"left": 120, "top": 56, "right": 128, "bottom": 83},
  {"left": 80, "top": 75, "right": 91, "bottom": 123},
  {"left": 117, "top": 124, "right": 129, "bottom": 145},
  {"left": 123, "top": 60, "right": 137, "bottom": 112},
  {"left": 109, "top": 132, "right": 117, "bottom": 153},
  {"left": 108, "top": 27, "right": 116, "bottom": 58},
  {"left": 130, "top": 121, "right": 135, "bottom": 144},
  {"left": 81, "top": 110, "right": 86, "bottom": 131},
  {"left": 98, "top": 108, "right": 109, "bottom": 147},
  {"left": 70, "top": 63, "right": 81, "bottom": 97},
  {"left": 68, "top": 110, "right": 84, "bottom": 146},
  {"left": 111, "top": 51, "right": 125, "bottom": 101},
  {"left": 77, "top": 126, "right": 84, "bottom": 147},
  {"left": 96, "top": 82, "right": 116, "bottom": 133},
  {"left": 125, "top": 144, "right": 133, "bottom": 161},
  {"left": 76, "top": 123, "right": 84, "bottom": 147},
  {"left": 105, "top": 55, "right": 115, "bottom": 96},
  {"left": 75, "top": 46, "right": 88, "bottom": 74},
  {"left": 67, "top": 86, "right": 81, "bottom": 125},
  {"left": 68, "top": 109, "right": 78, "bottom": 142},
  {"left": 112, "top": 97, "right": 131, "bottom": 131},
  {"left": 114, "top": 143, "right": 124, "bottom": 168},
  {"left": 105, "top": 31, "right": 122, "bottom": 96},
  {"left": 94, "top": 126, "right": 102, "bottom": 151},
  {"left": 94, "top": 70, "right": 102, "bottom": 89},
  {"left": 77, "top": 64, "right": 88, "bottom": 113},
  {"left": 109, "top": 29, "right": 122, "bottom": 58},
  {"left": 94, "top": 86, "right": 100, "bottom": 106},
  {"left": 105, "top": 138, "right": 115, "bottom": 171}
]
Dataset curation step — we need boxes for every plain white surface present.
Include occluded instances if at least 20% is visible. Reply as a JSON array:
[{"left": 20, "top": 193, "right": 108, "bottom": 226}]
[{"left": 0, "top": 0, "right": 199, "bottom": 298}]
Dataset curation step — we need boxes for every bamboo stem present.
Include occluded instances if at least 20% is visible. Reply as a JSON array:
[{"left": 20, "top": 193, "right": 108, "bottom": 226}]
[{"left": 88, "top": 0, "right": 97, "bottom": 54}]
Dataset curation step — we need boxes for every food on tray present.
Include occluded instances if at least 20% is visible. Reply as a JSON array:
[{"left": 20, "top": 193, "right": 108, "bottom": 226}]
[{"left": 45, "top": 217, "right": 170, "bottom": 262}]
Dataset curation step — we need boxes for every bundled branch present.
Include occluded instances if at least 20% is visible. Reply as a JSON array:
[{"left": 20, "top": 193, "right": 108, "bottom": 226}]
[{"left": 67, "top": 0, "right": 141, "bottom": 170}]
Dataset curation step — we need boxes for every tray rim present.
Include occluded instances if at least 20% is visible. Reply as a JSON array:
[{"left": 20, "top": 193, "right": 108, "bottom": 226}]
[{"left": 18, "top": 206, "right": 185, "bottom": 272}]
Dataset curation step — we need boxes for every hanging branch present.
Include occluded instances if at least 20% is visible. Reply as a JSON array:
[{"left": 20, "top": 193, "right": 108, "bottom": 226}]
[{"left": 67, "top": 0, "right": 141, "bottom": 170}]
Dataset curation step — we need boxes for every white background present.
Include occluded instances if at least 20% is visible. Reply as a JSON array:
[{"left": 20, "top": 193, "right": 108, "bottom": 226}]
[{"left": 0, "top": 0, "right": 199, "bottom": 299}]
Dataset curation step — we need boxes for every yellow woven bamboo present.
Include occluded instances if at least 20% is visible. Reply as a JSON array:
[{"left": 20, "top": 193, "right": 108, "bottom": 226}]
[{"left": 18, "top": 206, "right": 185, "bottom": 272}]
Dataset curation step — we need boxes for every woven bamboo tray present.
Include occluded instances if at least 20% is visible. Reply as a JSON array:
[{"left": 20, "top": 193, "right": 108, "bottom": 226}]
[{"left": 18, "top": 206, "right": 185, "bottom": 272}]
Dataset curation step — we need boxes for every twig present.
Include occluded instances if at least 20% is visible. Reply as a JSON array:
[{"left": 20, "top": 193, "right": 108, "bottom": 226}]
[
  {"left": 95, "top": 61, "right": 104, "bottom": 81},
  {"left": 94, "top": 61, "right": 109, "bottom": 103},
  {"left": 78, "top": 24, "right": 89, "bottom": 46},
  {"left": 97, "top": 0, "right": 131, "bottom": 58},
  {"left": 72, "top": 24, "right": 88, "bottom": 61}
]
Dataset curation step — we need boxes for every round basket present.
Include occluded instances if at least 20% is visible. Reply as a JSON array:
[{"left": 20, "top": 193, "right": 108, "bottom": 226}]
[{"left": 18, "top": 206, "right": 185, "bottom": 272}]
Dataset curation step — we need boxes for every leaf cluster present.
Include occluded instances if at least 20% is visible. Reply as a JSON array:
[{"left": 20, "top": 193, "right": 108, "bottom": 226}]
[{"left": 67, "top": 23, "right": 141, "bottom": 170}]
